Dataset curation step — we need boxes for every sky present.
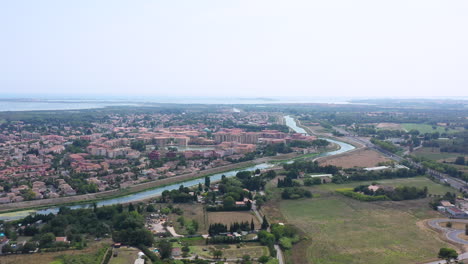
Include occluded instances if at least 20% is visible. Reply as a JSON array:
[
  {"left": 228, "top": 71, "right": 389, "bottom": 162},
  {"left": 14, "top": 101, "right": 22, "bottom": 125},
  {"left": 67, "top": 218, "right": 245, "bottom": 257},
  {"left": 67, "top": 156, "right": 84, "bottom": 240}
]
[{"left": 1, "top": 0, "right": 467, "bottom": 98}]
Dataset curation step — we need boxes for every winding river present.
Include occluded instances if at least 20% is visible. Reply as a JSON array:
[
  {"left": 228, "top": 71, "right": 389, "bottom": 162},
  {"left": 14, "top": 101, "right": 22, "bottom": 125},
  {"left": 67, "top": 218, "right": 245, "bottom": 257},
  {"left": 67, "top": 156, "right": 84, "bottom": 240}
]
[{"left": 0, "top": 116, "right": 354, "bottom": 221}]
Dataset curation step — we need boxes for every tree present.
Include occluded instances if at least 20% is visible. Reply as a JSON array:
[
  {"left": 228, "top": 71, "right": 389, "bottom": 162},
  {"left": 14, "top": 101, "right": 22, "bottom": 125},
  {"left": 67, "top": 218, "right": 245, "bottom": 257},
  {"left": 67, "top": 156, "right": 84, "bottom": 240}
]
[
  {"left": 146, "top": 204, "right": 156, "bottom": 212},
  {"left": 22, "top": 242, "right": 37, "bottom": 253},
  {"left": 242, "top": 254, "right": 251, "bottom": 264},
  {"left": 438, "top": 247, "right": 458, "bottom": 263},
  {"left": 205, "top": 176, "right": 211, "bottom": 188},
  {"left": 446, "top": 222, "right": 452, "bottom": 228},
  {"left": 213, "top": 249, "right": 223, "bottom": 259},
  {"left": 159, "top": 240, "right": 173, "bottom": 259},
  {"left": 465, "top": 224, "right": 468, "bottom": 236},
  {"left": 261, "top": 215, "right": 269, "bottom": 230},
  {"left": 128, "top": 203, "right": 135, "bottom": 212},
  {"left": 455, "top": 156, "right": 465, "bottom": 165},
  {"left": 223, "top": 196, "right": 235, "bottom": 210},
  {"left": 258, "top": 256, "right": 270, "bottom": 263},
  {"left": 39, "top": 232, "right": 56, "bottom": 248},
  {"left": 251, "top": 219, "right": 255, "bottom": 231}
]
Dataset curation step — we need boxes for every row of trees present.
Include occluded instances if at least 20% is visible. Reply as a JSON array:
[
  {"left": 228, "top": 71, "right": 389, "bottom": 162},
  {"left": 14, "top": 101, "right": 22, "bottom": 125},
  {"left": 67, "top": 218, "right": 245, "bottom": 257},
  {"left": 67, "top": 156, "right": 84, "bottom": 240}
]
[
  {"left": 333, "top": 168, "right": 421, "bottom": 183},
  {"left": 353, "top": 185, "right": 428, "bottom": 201},
  {"left": 207, "top": 220, "right": 255, "bottom": 236}
]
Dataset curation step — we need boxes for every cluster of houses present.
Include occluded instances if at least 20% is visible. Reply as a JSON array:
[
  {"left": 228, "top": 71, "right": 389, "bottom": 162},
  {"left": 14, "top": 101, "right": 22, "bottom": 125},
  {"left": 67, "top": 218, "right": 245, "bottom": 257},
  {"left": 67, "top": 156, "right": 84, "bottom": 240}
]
[
  {"left": 0, "top": 111, "right": 319, "bottom": 204},
  {"left": 437, "top": 199, "right": 468, "bottom": 218}
]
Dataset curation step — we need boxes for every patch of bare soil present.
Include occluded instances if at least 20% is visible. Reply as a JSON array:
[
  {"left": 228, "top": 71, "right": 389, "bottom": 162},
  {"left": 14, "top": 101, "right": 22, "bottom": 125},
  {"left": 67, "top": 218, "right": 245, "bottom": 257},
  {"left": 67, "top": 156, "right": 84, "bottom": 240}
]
[{"left": 318, "top": 148, "right": 390, "bottom": 168}]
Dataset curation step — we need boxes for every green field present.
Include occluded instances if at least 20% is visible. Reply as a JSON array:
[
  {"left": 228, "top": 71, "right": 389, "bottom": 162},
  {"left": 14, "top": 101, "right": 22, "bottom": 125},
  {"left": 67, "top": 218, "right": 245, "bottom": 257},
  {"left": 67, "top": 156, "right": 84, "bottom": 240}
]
[
  {"left": 109, "top": 247, "right": 139, "bottom": 264},
  {"left": 413, "top": 147, "right": 464, "bottom": 161},
  {"left": 263, "top": 176, "right": 458, "bottom": 264},
  {"left": 314, "top": 176, "right": 460, "bottom": 196},
  {"left": 401, "top": 123, "right": 457, "bottom": 134},
  {"left": 278, "top": 194, "right": 449, "bottom": 264}
]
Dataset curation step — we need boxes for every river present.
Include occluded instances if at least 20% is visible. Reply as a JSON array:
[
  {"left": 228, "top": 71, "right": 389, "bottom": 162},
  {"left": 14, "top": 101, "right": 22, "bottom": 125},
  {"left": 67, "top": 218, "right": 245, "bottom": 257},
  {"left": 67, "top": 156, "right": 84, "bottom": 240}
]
[{"left": 0, "top": 115, "right": 354, "bottom": 221}]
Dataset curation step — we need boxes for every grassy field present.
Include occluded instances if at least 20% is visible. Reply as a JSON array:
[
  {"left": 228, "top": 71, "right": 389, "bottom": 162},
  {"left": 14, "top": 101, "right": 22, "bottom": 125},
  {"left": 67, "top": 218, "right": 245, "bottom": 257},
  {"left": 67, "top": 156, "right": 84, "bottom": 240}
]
[
  {"left": 262, "top": 176, "right": 458, "bottom": 264},
  {"left": 0, "top": 240, "right": 110, "bottom": 264},
  {"left": 401, "top": 123, "right": 457, "bottom": 134},
  {"left": 167, "top": 203, "right": 208, "bottom": 235},
  {"left": 109, "top": 247, "right": 139, "bottom": 264},
  {"left": 413, "top": 147, "right": 464, "bottom": 161},
  {"left": 208, "top": 211, "right": 260, "bottom": 227},
  {"left": 314, "top": 176, "right": 460, "bottom": 196},
  {"left": 276, "top": 194, "right": 450, "bottom": 264}
]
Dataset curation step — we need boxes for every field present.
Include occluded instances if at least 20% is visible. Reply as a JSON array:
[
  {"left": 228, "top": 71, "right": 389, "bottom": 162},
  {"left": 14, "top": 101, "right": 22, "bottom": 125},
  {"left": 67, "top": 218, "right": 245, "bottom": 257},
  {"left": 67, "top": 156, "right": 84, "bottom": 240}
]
[
  {"left": 109, "top": 247, "right": 139, "bottom": 264},
  {"left": 413, "top": 147, "right": 464, "bottom": 161},
  {"left": 167, "top": 203, "right": 208, "bottom": 234},
  {"left": 208, "top": 211, "right": 261, "bottom": 228},
  {"left": 315, "top": 176, "right": 460, "bottom": 196},
  {"left": 376, "top": 123, "right": 403, "bottom": 130},
  {"left": 402, "top": 123, "right": 457, "bottom": 134},
  {"left": 190, "top": 243, "right": 269, "bottom": 259},
  {"left": 318, "top": 148, "right": 390, "bottom": 168},
  {"left": 273, "top": 194, "right": 450, "bottom": 264},
  {"left": 0, "top": 240, "right": 110, "bottom": 264},
  {"left": 263, "top": 177, "right": 458, "bottom": 264}
]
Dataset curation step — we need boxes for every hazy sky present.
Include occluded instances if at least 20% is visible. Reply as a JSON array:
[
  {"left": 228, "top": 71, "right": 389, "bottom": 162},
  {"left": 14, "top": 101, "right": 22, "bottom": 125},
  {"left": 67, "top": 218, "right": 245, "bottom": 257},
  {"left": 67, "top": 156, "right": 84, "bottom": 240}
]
[{"left": 1, "top": 0, "right": 467, "bottom": 97}]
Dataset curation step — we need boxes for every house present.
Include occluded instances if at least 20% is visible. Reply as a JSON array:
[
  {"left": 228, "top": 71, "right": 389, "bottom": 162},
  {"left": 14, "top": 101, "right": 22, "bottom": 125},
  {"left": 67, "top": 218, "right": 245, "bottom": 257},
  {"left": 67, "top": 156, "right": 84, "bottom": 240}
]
[
  {"left": 56, "top": 237, "right": 70, "bottom": 243},
  {"left": 446, "top": 207, "right": 468, "bottom": 218},
  {"left": 171, "top": 247, "right": 182, "bottom": 257},
  {"left": 441, "top": 201, "right": 454, "bottom": 207}
]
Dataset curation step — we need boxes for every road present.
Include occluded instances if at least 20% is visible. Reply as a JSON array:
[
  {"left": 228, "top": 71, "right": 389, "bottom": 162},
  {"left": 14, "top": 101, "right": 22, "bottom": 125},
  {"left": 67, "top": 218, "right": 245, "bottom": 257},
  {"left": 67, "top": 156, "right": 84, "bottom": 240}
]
[
  {"left": 251, "top": 199, "right": 285, "bottom": 264},
  {"left": 424, "top": 252, "right": 468, "bottom": 264},
  {"left": 332, "top": 125, "right": 468, "bottom": 193},
  {"left": 428, "top": 219, "right": 468, "bottom": 245}
]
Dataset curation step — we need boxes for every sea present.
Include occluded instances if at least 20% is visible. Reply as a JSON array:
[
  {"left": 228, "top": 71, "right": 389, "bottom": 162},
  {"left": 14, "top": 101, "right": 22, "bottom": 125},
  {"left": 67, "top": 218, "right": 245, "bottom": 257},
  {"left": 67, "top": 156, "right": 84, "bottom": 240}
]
[{"left": 0, "top": 94, "right": 363, "bottom": 112}]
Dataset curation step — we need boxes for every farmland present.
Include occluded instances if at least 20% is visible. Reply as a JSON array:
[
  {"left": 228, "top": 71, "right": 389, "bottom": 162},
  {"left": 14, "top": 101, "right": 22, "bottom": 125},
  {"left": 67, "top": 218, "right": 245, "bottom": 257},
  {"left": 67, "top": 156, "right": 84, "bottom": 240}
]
[
  {"left": 263, "top": 176, "right": 457, "bottom": 264},
  {"left": 109, "top": 247, "right": 140, "bottom": 264},
  {"left": 413, "top": 147, "right": 466, "bottom": 161},
  {"left": 167, "top": 203, "right": 208, "bottom": 234},
  {"left": 401, "top": 123, "right": 457, "bottom": 134},
  {"left": 314, "top": 176, "right": 460, "bottom": 196},
  {"left": 208, "top": 211, "right": 261, "bottom": 228},
  {"left": 268, "top": 193, "right": 450, "bottom": 264},
  {"left": 189, "top": 243, "right": 269, "bottom": 259},
  {"left": 318, "top": 148, "right": 390, "bottom": 168},
  {"left": 0, "top": 240, "right": 110, "bottom": 264}
]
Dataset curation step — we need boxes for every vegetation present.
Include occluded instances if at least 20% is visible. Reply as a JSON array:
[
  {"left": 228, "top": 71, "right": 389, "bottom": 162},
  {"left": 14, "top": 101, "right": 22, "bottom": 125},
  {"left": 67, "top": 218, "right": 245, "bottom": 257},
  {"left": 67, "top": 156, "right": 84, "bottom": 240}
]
[
  {"left": 438, "top": 247, "right": 458, "bottom": 263},
  {"left": 350, "top": 185, "right": 428, "bottom": 201},
  {"left": 281, "top": 187, "right": 312, "bottom": 199},
  {"left": 273, "top": 193, "right": 450, "bottom": 264},
  {"left": 370, "top": 138, "right": 400, "bottom": 153}
]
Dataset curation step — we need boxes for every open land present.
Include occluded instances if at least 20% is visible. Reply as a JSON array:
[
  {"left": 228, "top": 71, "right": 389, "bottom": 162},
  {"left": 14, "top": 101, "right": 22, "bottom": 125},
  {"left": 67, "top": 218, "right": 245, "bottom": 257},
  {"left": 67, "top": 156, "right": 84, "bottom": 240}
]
[
  {"left": 0, "top": 240, "right": 110, "bottom": 264},
  {"left": 108, "top": 246, "right": 140, "bottom": 264},
  {"left": 401, "top": 123, "right": 458, "bottom": 134},
  {"left": 167, "top": 203, "right": 208, "bottom": 234},
  {"left": 263, "top": 177, "right": 456, "bottom": 264},
  {"left": 318, "top": 148, "right": 390, "bottom": 168},
  {"left": 189, "top": 243, "right": 269, "bottom": 259},
  {"left": 413, "top": 147, "right": 465, "bottom": 161},
  {"left": 208, "top": 211, "right": 261, "bottom": 228},
  {"left": 315, "top": 176, "right": 460, "bottom": 196},
  {"left": 376, "top": 123, "right": 403, "bottom": 130}
]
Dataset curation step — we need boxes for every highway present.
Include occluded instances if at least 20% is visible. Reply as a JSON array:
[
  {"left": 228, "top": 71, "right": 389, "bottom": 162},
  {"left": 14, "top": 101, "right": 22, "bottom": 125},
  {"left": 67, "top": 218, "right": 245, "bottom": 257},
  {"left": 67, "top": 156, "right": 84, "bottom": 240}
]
[{"left": 332, "top": 125, "right": 468, "bottom": 193}]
